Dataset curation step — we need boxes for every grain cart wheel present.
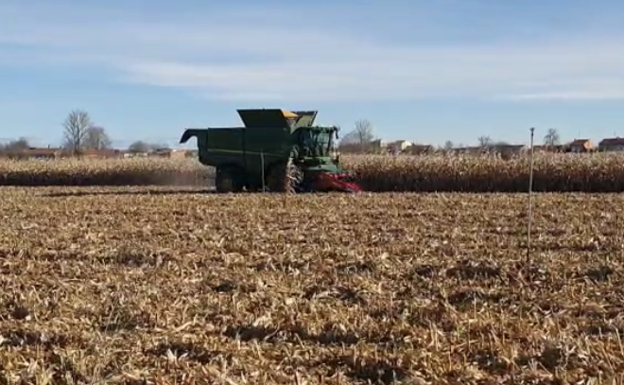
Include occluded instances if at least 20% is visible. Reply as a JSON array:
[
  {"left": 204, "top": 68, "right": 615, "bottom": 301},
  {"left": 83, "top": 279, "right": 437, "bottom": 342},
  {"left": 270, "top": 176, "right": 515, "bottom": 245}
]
[
  {"left": 215, "top": 165, "right": 244, "bottom": 193},
  {"left": 266, "top": 157, "right": 303, "bottom": 193}
]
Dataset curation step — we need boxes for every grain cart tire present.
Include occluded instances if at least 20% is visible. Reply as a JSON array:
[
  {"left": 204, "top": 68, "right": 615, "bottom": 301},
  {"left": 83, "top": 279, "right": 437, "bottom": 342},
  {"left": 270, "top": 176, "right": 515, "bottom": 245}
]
[
  {"left": 215, "top": 165, "right": 244, "bottom": 193},
  {"left": 266, "top": 157, "right": 303, "bottom": 193}
]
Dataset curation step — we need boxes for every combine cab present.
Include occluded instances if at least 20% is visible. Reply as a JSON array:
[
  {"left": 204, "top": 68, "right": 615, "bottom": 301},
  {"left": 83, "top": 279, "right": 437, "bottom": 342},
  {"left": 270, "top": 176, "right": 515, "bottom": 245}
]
[{"left": 180, "top": 108, "right": 362, "bottom": 193}]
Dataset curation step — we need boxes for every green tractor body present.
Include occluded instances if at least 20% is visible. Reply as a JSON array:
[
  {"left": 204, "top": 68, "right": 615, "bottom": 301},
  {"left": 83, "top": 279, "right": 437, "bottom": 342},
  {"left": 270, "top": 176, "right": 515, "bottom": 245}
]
[{"left": 179, "top": 109, "right": 362, "bottom": 193}]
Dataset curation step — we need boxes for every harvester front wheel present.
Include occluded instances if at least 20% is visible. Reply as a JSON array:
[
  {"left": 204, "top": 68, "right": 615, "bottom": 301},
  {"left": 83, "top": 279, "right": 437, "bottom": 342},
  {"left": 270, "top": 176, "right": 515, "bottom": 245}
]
[
  {"left": 266, "top": 158, "right": 303, "bottom": 193},
  {"left": 215, "top": 166, "right": 243, "bottom": 193}
]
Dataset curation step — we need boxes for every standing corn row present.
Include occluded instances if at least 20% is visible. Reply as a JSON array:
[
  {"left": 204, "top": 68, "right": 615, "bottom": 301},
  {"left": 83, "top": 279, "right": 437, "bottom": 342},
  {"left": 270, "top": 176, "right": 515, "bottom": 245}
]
[{"left": 2, "top": 153, "right": 624, "bottom": 191}]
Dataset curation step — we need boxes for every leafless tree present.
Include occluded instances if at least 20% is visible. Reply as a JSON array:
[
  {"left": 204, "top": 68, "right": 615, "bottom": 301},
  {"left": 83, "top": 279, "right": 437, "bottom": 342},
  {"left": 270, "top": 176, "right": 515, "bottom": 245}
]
[
  {"left": 128, "top": 140, "right": 151, "bottom": 153},
  {"left": 63, "top": 109, "right": 92, "bottom": 155},
  {"left": 543, "top": 128, "right": 560, "bottom": 147},
  {"left": 353, "top": 119, "right": 375, "bottom": 147},
  {"left": 83, "top": 126, "right": 112, "bottom": 150},
  {"left": 478, "top": 135, "right": 493, "bottom": 148},
  {"left": 339, "top": 131, "right": 357, "bottom": 145},
  {"left": 0, "top": 137, "right": 30, "bottom": 154},
  {"left": 443, "top": 140, "right": 454, "bottom": 150},
  {"left": 128, "top": 140, "right": 169, "bottom": 153},
  {"left": 153, "top": 143, "right": 171, "bottom": 151},
  {"left": 339, "top": 119, "right": 376, "bottom": 152}
]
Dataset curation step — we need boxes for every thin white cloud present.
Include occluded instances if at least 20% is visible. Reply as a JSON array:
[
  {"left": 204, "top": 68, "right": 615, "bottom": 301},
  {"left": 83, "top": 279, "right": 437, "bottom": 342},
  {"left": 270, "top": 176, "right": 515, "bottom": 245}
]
[
  {"left": 2, "top": 2, "right": 624, "bottom": 101},
  {"left": 505, "top": 91, "right": 624, "bottom": 101}
]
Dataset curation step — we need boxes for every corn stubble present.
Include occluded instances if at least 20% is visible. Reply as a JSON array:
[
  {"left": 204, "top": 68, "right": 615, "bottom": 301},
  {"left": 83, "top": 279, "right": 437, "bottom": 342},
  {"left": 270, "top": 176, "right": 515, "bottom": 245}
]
[
  {"left": 3, "top": 152, "right": 624, "bottom": 191},
  {"left": 1, "top": 187, "right": 624, "bottom": 383}
]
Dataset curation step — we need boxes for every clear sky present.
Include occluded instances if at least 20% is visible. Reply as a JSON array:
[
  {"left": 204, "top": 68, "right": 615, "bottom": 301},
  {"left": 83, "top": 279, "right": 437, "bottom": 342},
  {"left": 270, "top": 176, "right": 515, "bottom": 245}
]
[{"left": 2, "top": 0, "right": 624, "bottom": 149}]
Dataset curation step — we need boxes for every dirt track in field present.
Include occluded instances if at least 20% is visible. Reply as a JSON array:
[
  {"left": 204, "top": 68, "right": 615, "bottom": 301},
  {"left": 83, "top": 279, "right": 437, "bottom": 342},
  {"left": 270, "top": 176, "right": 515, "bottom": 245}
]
[{"left": 1, "top": 187, "right": 624, "bottom": 384}]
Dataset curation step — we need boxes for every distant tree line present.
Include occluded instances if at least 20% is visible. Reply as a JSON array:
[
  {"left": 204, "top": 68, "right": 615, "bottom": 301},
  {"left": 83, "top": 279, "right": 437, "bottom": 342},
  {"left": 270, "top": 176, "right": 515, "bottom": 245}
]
[
  {"left": 1, "top": 109, "right": 171, "bottom": 155},
  {"left": 0, "top": 137, "right": 30, "bottom": 153},
  {"left": 336, "top": 117, "right": 563, "bottom": 154},
  {"left": 1, "top": 109, "right": 565, "bottom": 156},
  {"left": 61, "top": 109, "right": 170, "bottom": 155}
]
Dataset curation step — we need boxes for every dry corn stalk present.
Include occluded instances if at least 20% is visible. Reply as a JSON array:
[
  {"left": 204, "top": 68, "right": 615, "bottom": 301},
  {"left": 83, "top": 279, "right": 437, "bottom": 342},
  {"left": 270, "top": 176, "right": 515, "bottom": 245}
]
[{"left": 1, "top": 152, "right": 624, "bottom": 191}]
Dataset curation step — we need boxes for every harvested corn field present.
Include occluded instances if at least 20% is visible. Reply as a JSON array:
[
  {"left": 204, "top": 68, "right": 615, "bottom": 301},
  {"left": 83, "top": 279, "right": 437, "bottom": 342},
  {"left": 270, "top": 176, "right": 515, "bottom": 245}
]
[
  {"left": 3, "top": 152, "right": 624, "bottom": 192},
  {"left": 1, "top": 187, "right": 624, "bottom": 384}
]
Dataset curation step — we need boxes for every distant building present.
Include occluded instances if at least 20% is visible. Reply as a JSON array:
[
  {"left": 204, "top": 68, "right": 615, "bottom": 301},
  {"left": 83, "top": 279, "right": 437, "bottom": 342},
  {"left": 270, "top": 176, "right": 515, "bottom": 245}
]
[
  {"left": 453, "top": 146, "right": 483, "bottom": 155},
  {"left": 338, "top": 139, "right": 384, "bottom": 154},
  {"left": 146, "top": 148, "right": 190, "bottom": 159},
  {"left": 568, "top": 139, "right": 594, "bottom": 153},
  {"left": 533, "top": 144, "right": 567, "bottom": 153},
  {"left": 2, "top": 147, "right": 61, "bottom": 160},
  {"left": 79, "top": 149, "right": 124, "bottom": 158},
  {"left": 385, "top": 140, "right": 412, "bottom": 154},
  {"left": 494, "top": 144, "right": 527, "bottom": 158},
  {"left": 169, "top": 149, "right": 190, "bottom": 159},
  {"left": 598, "top": 137, "right": 624, "bottom": 152},
  {"left": 405, "top": 144, "right": 435, "bottom": 155}
]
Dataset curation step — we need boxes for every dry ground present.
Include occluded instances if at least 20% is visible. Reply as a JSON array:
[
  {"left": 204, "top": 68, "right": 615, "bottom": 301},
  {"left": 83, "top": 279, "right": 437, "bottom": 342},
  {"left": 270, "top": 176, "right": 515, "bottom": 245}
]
[{"left": 1, "top": 187, "right": 624, "bottom": 384}]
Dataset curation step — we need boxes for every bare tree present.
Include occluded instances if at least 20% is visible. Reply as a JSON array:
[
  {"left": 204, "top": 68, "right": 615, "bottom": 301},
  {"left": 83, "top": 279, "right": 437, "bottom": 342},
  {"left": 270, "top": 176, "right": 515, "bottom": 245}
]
[
  {"left": 477, "top": 135, "right": 493, "bottom": 148},
  {"left": 83, "top": 126, "right": 112, "bottom": 150},
  {"left": 128, "top": 140, "right": 168, "bottom": 153},
  {"left": 153, "top": 143, "right": 171, "bottom": 151},
  {"left": 543, "top": 128, "right": 560, "bottom": 147},
  {"left": 354, "top": 119, "right": 375, "bottom": 147},
  {"left": 128, "top": 140, "right": 151, "bottom": 153},
  {"left": 63, "top": 109, "right": 92, "bottom": 155},
  {"left": 338, "top": 131, "right": 358, "bottom": 145},
  {"left": 0, "top": 137, "right": 30, "bottom": 152},
  {"left": 339, "top": 119, "right": 376, "bottom": 152},
  {"left": 443, "top": 140, "right": 454, "bottom": 150}
]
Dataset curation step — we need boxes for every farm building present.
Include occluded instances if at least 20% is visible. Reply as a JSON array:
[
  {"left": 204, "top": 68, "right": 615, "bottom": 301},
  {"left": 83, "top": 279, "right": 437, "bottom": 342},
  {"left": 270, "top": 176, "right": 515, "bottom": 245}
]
[
  {"left": 598, "top": 137, "right": 624, "bottom": 152},
  {"left": 79, "top": 149, "right": 124, "bottom": 159},
  {"left": 568, "top": 139, "right": 594, "bottom": 153},
  {"left": 148, "top": 149, "right": 189, "bottom": 159},
  {"left": 2, "top": 147, "right": 62, "bottom": 160}
]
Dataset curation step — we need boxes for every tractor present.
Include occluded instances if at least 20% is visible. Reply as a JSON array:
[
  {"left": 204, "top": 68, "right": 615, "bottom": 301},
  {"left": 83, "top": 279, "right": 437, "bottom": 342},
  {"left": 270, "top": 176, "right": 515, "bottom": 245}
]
[{"left": 179, "top": 108, "right": 362, "bottom": 193}]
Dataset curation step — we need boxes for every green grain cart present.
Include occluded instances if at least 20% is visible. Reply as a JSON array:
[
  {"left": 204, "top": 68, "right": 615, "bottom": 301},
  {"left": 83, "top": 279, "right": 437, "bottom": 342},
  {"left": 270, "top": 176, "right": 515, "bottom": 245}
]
[{"left": 179, "top": 108, "right": 362, "bottom": 193}]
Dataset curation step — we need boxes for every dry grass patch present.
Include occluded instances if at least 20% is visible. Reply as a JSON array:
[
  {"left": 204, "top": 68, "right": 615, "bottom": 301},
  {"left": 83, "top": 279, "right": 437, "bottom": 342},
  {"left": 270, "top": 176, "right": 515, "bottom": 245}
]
[{"left": 0, "top": 187, "right": 624, "bottom": 383}]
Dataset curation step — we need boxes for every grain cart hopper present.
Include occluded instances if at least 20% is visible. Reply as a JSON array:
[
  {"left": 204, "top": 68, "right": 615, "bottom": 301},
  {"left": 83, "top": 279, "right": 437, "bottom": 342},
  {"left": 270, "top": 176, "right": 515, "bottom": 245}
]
[{"left": 179, "top": 108, "right": 362, "bottom": 193}]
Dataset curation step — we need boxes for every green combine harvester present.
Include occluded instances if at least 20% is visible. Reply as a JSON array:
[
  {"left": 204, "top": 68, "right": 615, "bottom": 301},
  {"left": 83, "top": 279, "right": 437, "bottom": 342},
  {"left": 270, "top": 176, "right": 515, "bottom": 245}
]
[{"left": 179, "top": 108, "right": 362, "bottom": 193}]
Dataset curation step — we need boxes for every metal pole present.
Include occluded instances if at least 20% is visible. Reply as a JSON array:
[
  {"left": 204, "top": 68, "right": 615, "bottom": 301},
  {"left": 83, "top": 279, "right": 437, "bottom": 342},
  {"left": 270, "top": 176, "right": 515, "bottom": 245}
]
[{"left": 527, "top": 127, "right": 535, "bottom": 259}]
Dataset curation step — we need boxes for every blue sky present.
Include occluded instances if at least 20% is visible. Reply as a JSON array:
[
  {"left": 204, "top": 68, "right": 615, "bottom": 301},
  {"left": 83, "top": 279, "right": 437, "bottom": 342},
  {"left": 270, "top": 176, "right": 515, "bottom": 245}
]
[{"left": 2, "top": 0, "right": 624, "bottom": 149}]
